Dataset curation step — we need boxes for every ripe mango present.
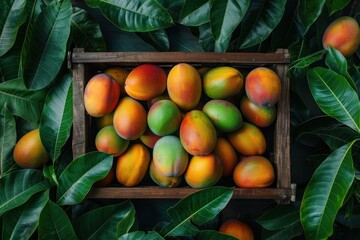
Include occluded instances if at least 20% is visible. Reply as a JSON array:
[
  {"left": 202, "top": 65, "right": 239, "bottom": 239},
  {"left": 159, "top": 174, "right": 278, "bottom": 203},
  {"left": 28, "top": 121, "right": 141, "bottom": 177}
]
[
  {"left": 95, "top": 125, "right": 129, "bottom": 156},
  {"left": 149, "top": 160, "right": 182, "bottom": 187},
  {"left": 240, "top": 95, "right": 276, "bottom": 127}
]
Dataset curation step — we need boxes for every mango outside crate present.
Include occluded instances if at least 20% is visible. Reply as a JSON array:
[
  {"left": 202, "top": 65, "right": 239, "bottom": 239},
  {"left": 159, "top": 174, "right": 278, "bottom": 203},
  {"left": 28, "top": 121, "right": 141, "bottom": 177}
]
[{"left": 69, "top": 49, "right": 294, "bottom": 204}]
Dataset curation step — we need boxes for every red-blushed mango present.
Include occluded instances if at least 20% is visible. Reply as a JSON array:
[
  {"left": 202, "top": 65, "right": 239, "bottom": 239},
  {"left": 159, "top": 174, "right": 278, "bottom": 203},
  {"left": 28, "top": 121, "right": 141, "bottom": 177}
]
[
  {"left": 213, "top": 138, "right": 238, "bottom": 177},
  {"left": 139, "top": 128, "right": 162, "bottom": 149},
  {"left": 245, "top": 67, "right": 281, "bottom": 107},
  {"left": 167, "top": 63, "right": 202, "bottom": 110},
  {"left": 115, "top": 143, "right": 150, "bottom": 187},
  {"left": 219, "top": 219, "right": 255, "bottom": 240},
  {"left": 113, "top": 97, "right": 147, "bottom": 140},
  {"left": 203, "top": 66, "right": 243, "bottom": 99},
  {"left": 95, "top": 125, "right": 130, "bottom": 156},
  {"left": 185, "top": 153, "right": 223, "bottom": 188},
  {"left": 95, "top": 112, "right": 114, "bottom": 130},
  {"left": 147, "top": 94, "right": 170, "bottom": 108},
  {"left": 228, "top": 122, "right": 266, "bottom": 156},
  {"left": 179, "top": 110, "right": 217, "bottom": 156},
  {"left": 125, "top": 64, "right": 167, "bottom": 100},
  {"left": 147, "top": 99, "right": 182, "bottom": 136},
  {"left": 13, "top": 129, "right": 49, "bottom": 169},
  {"left": 149, "top": 159, "right": 182, "bottom": 187},
  {"left": 233, "top": 156, "right": 275, "bottom": 188},
  {"left": 94, "top": 167, "right": 115, "bottom": 187},
  {"left": 240, "top": 95, "right": 276, "bottom": 127},
  {"left": 202, "top": 99, "right": 243, "bottom": 132},
  {"left": 322, "top": 16, "right": 360, "bottom": 57},
  {"left": 104, "top": 66, "right": 129, "bottom": 85},
  {"left": 153, "top": 135, "right": 189, "bottom": 177},
  {"left": 84, "top": 73, "right": 120, "bottom": 117}
]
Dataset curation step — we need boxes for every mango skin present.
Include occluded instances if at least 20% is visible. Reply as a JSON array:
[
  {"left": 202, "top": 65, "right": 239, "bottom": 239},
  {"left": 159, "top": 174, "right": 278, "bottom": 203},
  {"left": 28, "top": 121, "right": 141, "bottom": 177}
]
[
  {"left": 149, "top": 160, "right": 182, "bottom": 187},
  {"left": 115, "top": 143, "right": 150, "bottom": 187},
  {"left": 202, "top": 99, "right": 243, "bottom": 132},
  {"left": 203, "top": 66, "right": 243, "bottom": 99},
  {"left": 213, "top": 138, "right": 238, "bottom": 177},
  {"left": 113, "top": 97, "right": 147, "bottom": 140},
  {"left": 167, "top": 63, "right": 202, "bottom": 110},
  {"left": 84, "top": 73, "right": 120, "bottom": 117},
  {"left": 139, "top": 128, "right": 162, "bottom": 149},
  {"left": 322, "top": 16, "right": 360, "bottom": 57},
  {"left": 180, "top": 110, "right": 217, "bottom": 156},
  {"left": 153, "top": 135, "right": 189, "bottom": 177},
  {"left": 245, "top": 67, "right": 281, "bottom": 107},
  {"left": 125, "top": 64, "right": 167, "bottom": 100},
  {"left": 95, "top": 125, "right": 130, "bottom": 156},
  {"left": 240, "top": 95, "right": 276, "bottom": 127},
  {"left": 147, "top": 99, "right": 182, "bottom": 136}
]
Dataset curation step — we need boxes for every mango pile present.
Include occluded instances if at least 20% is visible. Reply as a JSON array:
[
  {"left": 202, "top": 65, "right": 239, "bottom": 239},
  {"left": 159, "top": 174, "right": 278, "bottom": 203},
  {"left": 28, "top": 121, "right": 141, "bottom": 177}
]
[{"left": 84, "top": 62, "right": 281, "bottom": 189}]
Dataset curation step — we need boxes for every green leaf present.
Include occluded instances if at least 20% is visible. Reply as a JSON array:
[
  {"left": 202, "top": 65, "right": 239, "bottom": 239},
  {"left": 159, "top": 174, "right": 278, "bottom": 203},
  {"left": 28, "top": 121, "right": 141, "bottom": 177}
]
[
  {"left": 261, "top": 221, "right": 303, "bottom": 240},
  {"left": 256, "top": 205, "right": 300, "bottom": 231},
  {"left": 0, "top": 169, "right": 50, "bottom": 216},
  {"left": 73, "top": 201, "right": 135, "bottom": 240},
  {"left": 23, "top": 0, "right": 72, "bottom": 90},
  {"left": 160, "top": 186, "right": 233, "bottom": 237},
  {"left": 39, "top": 74, "right": 72, "bottom": 162},
  {"left": 56, "top": 152, "right": 113, "bottom": 205},
  {"left": 196, "top": 230, "right": 237, "bottom": 240},
  {"left": 167, "top": 25, "right": 203, "bottom": 51},
  {"left": 0, "top": 105, "right": 17, "bottom": 177},
  {"left": 238, "top": 0, "right": 287, "bottom": 49},
  {"left": 119, "top": 231, "right": 164, "bottom": 240},
  {"left": 300, "top": 141, "right": 356, "bottom": 240},
  {"left": 85, "top": 0, "right": 173, "bottom": 32},
  {"left": 43, "top": 164, "right": 59, "bottom": 186},
  {"left": 0, "top": 0, "right": 27, "bottom": 57},
  {"left": 157, "top": 0, "right": 184, "bottom": 22},
  {"left": 2, "top": 190, "right": 49, "bottom": 240},
  {"left": 326, "top": 0, "right": 351, "bottom": 15},
  {"left": 296, "top": 0, "right": 326, "bottom": 36},
  {"left": 210, "top": 0, "right": 250, "bottom": 52},
  {"left": 307, "top": 67, "right": 360, "bottom": 133},
  {"left": 179, "top": 0, "right": 210, "bottom": 26},
  {"left": 199, "top": 23, "right": 215, "bottom": 52},
  {"left": 288, "top": 49, "right": 325, "bottom": 77},
  {"left": 38, "top": 200, "right": 79, "bottom": 240},
  {"left": 71, "top": 7, "right": 106, "bottom": 52},
  {"left": 0, "top": 78, "right": 48, "bottom": 123},
  {"left": 136, "top": 29, "right": 169, "bottom": 51}
]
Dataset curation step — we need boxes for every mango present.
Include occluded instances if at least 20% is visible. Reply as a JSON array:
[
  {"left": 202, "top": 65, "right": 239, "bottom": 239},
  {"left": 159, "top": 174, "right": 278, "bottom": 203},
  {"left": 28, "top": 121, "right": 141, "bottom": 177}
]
[
  {"left": 84, "top": 73, "right": 120, "bottom": 117},
  {"left": 95, "top": 125, "right": 130, "bottom": 156},
  {"left": 95, "top": 112, "right": 114, "bottom": 130},
  {"left": 245, "top": 67, "right": 281, "bottom": 107},
  {"left": 125, "top": 64, "right": 167, "bottom": 100},
  {"left": 153, "top": 135, "right": 189, "bottom": 177},
  {"left": 322, "top": 16, "right": 360, "bottom": 57},
  {"left": 139, "top": 128, "right": 162, "bottom": 149},
  {"left": 149, "top": 160, "right": 182, "bottom": 187},
  {"left": 147, "top": 99, "right": 182, "bottom": 136},
  {"left": 167, "top": 63, "right": 202, "bottom": 110},
  {"left": 115, "top": 143, "right": 150, "bottom": 187},
  {"left": 113, "top": 97, "right": 147, "bottom": 140},
  {"left": 203, "top": 66, "right": 243, "bottom": 99},
  {"left": 213, "top": 137, "right": 238, "bottom": 177},
  {"left": 240, "top": 95, "right": 276, "bottom": 127},
  {"left": 202, "top": 99, "right": 243, "bottom": 132},
  {"left": 179, "top": 110, "right": 217, "bottom": 156}
]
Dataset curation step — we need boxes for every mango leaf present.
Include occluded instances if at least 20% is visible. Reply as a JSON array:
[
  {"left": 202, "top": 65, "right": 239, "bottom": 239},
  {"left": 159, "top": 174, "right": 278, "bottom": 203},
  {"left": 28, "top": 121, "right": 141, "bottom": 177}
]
[
  {"left": 0, "top": 169, "right": 50, "bottom": 216},
  {"left": 210, "top": 0, "right": 250, "bottom": 52},
  {"left": 296, "top": 0, "right": 326, "bottom": 37},
  {"left": 238, "top": 0, "right": 287, "bottom": 49},
  {"left": 0, "top": 78, "right": 48, "bottom": 123},
  {"left": 136, "top": 29, "right": 169, "bottom": 51},
  {"left": 325, "top": 46, "right": 355, "bottom": 91},
  {"left": 38, "top": 200, "right": 78, "bottom": 240},
  {"left": 157, "top": 0, "right": 184, "bottom": 22},
  {"left": 2, "top": 190, "right": 48, "bottom": 240},
  {"left": 261, "top": 221, "right": 303, "bottom": 240},
  {"left": 300, "top": 141, "right": 356, "bottom": 240},
  {"left": 0, "top": 0, "right": 27, "bottom": 57},
  {"left": 257, "top": 204, "right": 300, "bottom": 231},
  {"left": 39, "top": 74, "right": 72, "bottom": 162},
  {"left": 43, "top": 164, "right": 59, "bottom": 187},
  {"left": 56, "top": 151, "right": 113, "bottom": 205},
  {"left": 307, "top": 67, "right": 360, "bottom": 133},
  {"left": 160, "top": 186, "right": 233, "bottom": 237},
  {"left": 73, "top": 200, "right": 135, "bottom": 240},
  {"left": 85, "top": 0, "right": 173, "bottom": 32},
  {"left": 167, "top": 25, "right": 203, "bottom": 51},
  {"left": 178, "top": 0, "right": 210, "bottom": 26},
  {"left": 0, "top": 105, "right": 17, "bottom": 177},
  {"left": 196, "top": 230, "right": 237, "bottom": 240},
  {"left": 23, "top": 0, "right": 72, "bottom": 90},
  {"left": 199, "top": 23, "right": 215, "bottom": 52},
  {"left": 71, "top": 7, "right": 106, "bottom": 52},
  {"left": 119, "top": 231, "right": 164, "bottom": 240},
  {"left": 288, "top": 50, "right": 325, "bottom": 77},
  {"left": 326, "top": 0, "right": 351, "bottom": 15}
]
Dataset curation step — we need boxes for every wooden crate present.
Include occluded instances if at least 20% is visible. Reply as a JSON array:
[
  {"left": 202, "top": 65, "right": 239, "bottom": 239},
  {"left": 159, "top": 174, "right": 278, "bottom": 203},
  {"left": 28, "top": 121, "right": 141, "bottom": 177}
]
[{"left": 70, "top": 49, "right": 292, "bottom": 204}]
